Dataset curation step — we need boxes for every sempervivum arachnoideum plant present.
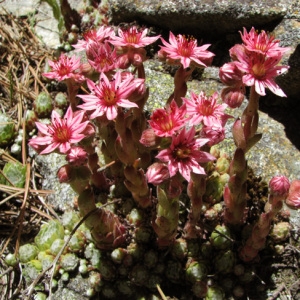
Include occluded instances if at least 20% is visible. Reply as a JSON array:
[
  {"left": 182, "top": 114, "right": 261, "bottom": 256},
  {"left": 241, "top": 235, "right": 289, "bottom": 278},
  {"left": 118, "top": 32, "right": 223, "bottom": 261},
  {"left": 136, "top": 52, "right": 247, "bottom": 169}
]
[{"left": 12, "top": 24, "right": 299, "bottom": 300}]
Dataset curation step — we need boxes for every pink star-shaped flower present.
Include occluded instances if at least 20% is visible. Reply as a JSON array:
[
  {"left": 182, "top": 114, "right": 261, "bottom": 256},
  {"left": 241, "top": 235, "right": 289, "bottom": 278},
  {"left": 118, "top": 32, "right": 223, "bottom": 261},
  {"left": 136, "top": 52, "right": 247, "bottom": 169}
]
[
  {"left": 73, "top": 26, "right": 115, "bottom": 53},
  {"left": 109, "top": 26, "right": 160, "bottom": 48},
  {"left": 43, "top": 54, "right": 84, "bottom": 83},
  {"left": 78, "top": 71, "right": 139, "bottom": 120},
  {"left": 148, "top": 100, "right": 187, "bottom": 137},
  {"left": 234, "top": 49, "right": 289, "bottom": 97},
  {"left": 183, "top": 91, "right": 231, "bottom": 127},
  {"left": 87, "top": 41, "right": 118, "bottom": 73},
  {"left": 156, "top": 126, "right": 215, "bottom": 181},
  {"left": 240, "top": 27, "right": 290, "bottom": 58},
  {"left": 29, "top": 106, "right": 92, "bottom": 155},
  {"left": 158, "top": 32, "right": 215, "bottom": 69}
]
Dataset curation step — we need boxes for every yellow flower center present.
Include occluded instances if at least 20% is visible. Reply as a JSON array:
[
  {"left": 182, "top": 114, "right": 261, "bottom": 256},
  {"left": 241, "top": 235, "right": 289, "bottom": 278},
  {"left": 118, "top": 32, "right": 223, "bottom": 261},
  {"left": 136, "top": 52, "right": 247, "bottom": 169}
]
[
  {"left": 155, "top": 114, "right": 173, "bottom": 132},
  {"left": 252, "top": 63, "right": 266, "bottom": 78},
  {"left": 50, "top": 119, "right": 71, "bottom": 142},
  {"left": 58, "top": 64, "right": 72, "bottom": 76},
  {"left": 125, "top": 28, "right": 141, "bottom": 44},
  {"left": 56, "top": 128, "right": 69, "bottom": 141},
  {"left": 175, "top": 146, "right": 190, "bottom": 159},
  {"left": 198, "top": 100, "right": 213, "bottom": 116},
  {"left": 177, "top": 35, "right": 195, "bottom": 57},
  {"left": 103, "top": 87, "right": 116, "bottom": 105}
]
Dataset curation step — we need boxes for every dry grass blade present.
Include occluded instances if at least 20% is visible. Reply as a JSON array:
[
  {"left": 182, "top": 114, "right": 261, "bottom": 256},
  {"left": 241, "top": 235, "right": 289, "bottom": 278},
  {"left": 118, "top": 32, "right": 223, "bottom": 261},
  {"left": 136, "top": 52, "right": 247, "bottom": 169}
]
[
  {"left": 0, "top": 183, "right": 53, "bottom": 195},
  {"left": 0, "top": 13, "right": 56, "bottom": 265},
  {"left": 0, "top": 13, "right": 53, "bottom": 112},
  {"left": 157, "top": 284, "right": 168, "bottom": 300}
]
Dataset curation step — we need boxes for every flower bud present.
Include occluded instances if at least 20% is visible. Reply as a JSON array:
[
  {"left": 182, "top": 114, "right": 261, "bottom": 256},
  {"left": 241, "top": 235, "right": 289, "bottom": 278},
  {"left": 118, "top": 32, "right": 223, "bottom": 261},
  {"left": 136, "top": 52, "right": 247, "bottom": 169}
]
[
  {"left": 219, "top": 62, "right": 243, "bottom": 86},
  {"left": 146, "top": 162, "right": 170, "bottom": 185},
  {"left": 66, "top": 146, "right": 87, "bottom": 165},
  {"left": 117, "top": 53, "right": 131, "bottom": 69},
  {"left": 221, "top": 86, "right": 245, "bottom": 109},
  {"left": 132, "top": 49, "right": 146, "bottom": 66},
  {"left": 229, "top": 43, "right": 245, "bottom": 61},
  {"left": 139, "top": 128, "right": 161, "bottom": 148},
  {"left": 269, "top": 175, "right": 290, "bottom": 196},
  {"left": 200, "top": 125, "right": 225, "bottom": 146},
  {"left": 285, "top": 179, "right": 300, "bottom": 209}
]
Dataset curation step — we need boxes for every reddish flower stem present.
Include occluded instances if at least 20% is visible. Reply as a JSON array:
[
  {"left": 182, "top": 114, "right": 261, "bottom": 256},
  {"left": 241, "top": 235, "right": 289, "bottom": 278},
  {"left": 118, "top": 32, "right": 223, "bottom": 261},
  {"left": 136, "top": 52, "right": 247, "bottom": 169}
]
[{"left": 224, "top": 87, "right": 261, "bottom": 225}]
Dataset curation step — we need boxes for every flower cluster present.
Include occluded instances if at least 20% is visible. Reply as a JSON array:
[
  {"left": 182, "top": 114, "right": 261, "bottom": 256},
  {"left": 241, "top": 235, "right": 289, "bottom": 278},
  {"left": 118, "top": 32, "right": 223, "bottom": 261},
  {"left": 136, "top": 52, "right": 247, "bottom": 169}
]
[
  {"left": 219, "top": 27, "right": 290, "bottom": 108},
  {"left": 143, "top": 89, "right": 231, "bottom": 182},
  {"left": 28, "top": 24, "right": 297, "bottom": 258}
]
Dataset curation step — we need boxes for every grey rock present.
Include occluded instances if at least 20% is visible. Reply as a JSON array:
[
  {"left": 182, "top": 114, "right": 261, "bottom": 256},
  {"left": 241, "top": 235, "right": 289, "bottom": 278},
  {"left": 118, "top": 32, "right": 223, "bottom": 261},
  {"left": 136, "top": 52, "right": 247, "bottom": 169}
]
[
  {"left": 0, "top": 0, "right": 39, "bottom": 16},
  {"left": 32, "top": 150, "right": 77, "bottom": 212},
  {"left": 108, "top": 0, "right": 292, "bottom": 37},
  {"left": 273, "top": 16, "right": 300, "bottom": 99},
  {"left": 52, "top": 274, "right": 90, "bottom": 300}
]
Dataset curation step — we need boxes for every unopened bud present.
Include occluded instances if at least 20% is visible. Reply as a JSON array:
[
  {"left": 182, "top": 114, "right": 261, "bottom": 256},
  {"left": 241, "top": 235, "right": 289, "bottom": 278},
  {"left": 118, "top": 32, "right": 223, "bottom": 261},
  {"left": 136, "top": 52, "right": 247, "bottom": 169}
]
[
  {"left": 219, "top": 62, "right": 243, "bottom": 86},
  {"left": 146, "top": 162, "right": 170, "bottom": 185},
  {"left": 269, "top": 175, "right": 290, "bottom": 196},
  {"left": 139, "top": 128, "right": 161, "bottom": 148},
  {"left": 285, "top": 179, "right": 300, "bottom": 209},
  {"left": 57, "top": 164, "right": 73, "bottom": 183},
  {"left": 221, "top": 85, "right": 245, "bottom": 109},
  {"left": 66, "top": 146, "right": 87, "bottom": 165}
]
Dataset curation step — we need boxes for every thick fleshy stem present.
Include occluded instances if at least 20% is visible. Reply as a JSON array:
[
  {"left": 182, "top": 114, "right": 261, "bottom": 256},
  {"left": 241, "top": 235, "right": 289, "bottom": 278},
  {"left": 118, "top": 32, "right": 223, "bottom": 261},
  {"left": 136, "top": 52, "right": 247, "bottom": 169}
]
[
  {"left": 239, "top": 175, "right": 290, "bottom": 262},
  {"left": 152, "top": 178, "right": 181, "bottom": 248},
  {"left": 124, "top": 162, "right": 152, "bottom": 208},
  {"left": 223, "top": 148, "right": 248, "bottom": 224},
  {"left": 57, "top": 164, "right": 91, "bottom": 194},
  {"left": 77, "top": 188, "right": 127, "bottom": 250},
  {"left": 136, "top": 63, "right": 145, "bottom": 80},
  {"left": 224, "top": 86, "right": 262, "bottom": 225},
  {"left": 241, "top": 86, "right": 261, "bottom": 149},
  {"left": 184, "top": 173, "right": 206, "bottom": 239},
  {"left": 98, "top": 120, "right": 130, "bottom": 197},
  {"left": 114, "top": 110, "right": 152, "bottom": 207},
  {"left": 167, "top": 66, "right": 194, "bottom": 105},
  {"left": 65, "top": 78, "right": 80, "bottom": 111}
]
